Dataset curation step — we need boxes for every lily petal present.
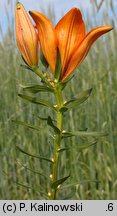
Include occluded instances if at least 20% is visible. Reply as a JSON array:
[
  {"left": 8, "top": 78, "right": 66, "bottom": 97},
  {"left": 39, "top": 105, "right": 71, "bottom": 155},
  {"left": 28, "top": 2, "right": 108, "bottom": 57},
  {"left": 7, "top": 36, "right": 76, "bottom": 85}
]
[
  {"left": 62, "top": 26, "right": 113, "bottom": 81},
  {"left": 55, "top": 8, "right": 85, "bottom": 77},
  {"left": 30, "top": 11, "right": 57, "bottom": 73},
  {"left": 15, "top": 2, "right": 38, "bottom": 67}
]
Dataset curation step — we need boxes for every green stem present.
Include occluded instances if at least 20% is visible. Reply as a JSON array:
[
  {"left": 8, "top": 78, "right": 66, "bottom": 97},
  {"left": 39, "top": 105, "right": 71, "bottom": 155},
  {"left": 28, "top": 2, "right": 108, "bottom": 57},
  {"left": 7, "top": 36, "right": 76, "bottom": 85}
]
[
  {"left": 33, "top": 67, "right": 64, "bottom": 199},
  {"left": 50, "top": 84, "right": 63, "bottom": 200},
  {"left": 33, "top": 67, "right": 53, "bottom": 89}
]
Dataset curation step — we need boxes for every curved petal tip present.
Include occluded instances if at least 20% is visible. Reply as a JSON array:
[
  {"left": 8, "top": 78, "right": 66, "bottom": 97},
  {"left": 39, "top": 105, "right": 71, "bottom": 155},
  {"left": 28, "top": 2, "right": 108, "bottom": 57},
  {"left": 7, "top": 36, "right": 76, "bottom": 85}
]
[{"left": 61, "top": 25, "right": 113, "bottom": 81}]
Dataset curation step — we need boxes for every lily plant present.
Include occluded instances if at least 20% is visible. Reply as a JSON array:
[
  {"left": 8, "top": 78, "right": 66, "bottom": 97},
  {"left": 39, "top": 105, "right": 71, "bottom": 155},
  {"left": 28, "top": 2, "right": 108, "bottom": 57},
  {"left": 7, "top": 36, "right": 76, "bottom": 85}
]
[{"left": 15, "top": 2, "right": 112, "bottom": 200}]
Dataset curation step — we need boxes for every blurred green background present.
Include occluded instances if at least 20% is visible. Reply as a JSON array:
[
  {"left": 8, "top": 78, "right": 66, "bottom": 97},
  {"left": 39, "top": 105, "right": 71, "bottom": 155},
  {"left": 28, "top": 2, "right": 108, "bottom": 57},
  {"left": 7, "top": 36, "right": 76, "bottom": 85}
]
[{"left": 0, "top": 0, "right": 117, "bottom": 199}]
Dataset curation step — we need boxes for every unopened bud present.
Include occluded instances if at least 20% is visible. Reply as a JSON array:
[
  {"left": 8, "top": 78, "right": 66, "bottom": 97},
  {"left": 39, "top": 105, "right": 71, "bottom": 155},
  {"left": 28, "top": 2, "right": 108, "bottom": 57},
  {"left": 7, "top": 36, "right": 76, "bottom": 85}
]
[{"left": 15, "top": 2, "right": 38, "bottom": 67}]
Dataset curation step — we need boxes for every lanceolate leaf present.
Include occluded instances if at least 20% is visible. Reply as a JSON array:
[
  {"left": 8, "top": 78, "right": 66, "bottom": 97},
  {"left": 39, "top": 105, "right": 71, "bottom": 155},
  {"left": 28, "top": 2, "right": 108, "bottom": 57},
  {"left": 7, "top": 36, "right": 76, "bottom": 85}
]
[
  {"left": 16, "top": 146, "right": 54, "bottom": 163},
  {"left": 16, "top": 182, "right": 48, "bottom": 198},
  {"left": 47, "top": 116, "right": 60, "bottom": 134},
  {"left": 17, "top": 161, "right": 50, "bottom": 180},
  {"left": 37, "top": 116, "right": 49, "bottom": 121},
  {"left": 64, "top": 88, "right": 92, "bottom": 109},
  {"left": 20, "top": 64, "right": 33, "bottom": 71},
  {"left": 51, "top": 174, "right": 70, "bottom": 189},
  {"left": 18, "top": 94, "right": 56, "bottom": 111},
  {"left": 61, "top": 75, "right": 75, "bottom": 90},
  {"left": 22, "top": 84, "right": 53, "bottom": 94},
  {"left": 60, "top": 107, "right": 68, "bottom": 113},
  {"left": 36, "top": 115, "right": 56, "bottom": 122},
  {"left": 58, "top": 140, "right": 98, "bottom": 152},
  {"left": 57, "top": 147, "right": 69, "bottom": 152},
  {"left": 74, "top": 140, "right": 98, "bottom": 150},
  {"left": 62, "top": 131, "right": 108, "bottom": 138},
  {"left": 12, "top": 120, "right": 41, "bottom": 131}
]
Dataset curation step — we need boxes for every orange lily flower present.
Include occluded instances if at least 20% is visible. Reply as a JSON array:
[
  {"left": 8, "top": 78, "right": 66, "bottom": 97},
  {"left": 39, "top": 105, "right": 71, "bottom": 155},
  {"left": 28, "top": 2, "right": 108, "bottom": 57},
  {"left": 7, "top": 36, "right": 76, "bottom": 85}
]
[
  {"left": 30, "top": 8, "right": 112, "bottom": 81},
  {"left": 15, "top": 2, "right": 38, "bottom": 67}
]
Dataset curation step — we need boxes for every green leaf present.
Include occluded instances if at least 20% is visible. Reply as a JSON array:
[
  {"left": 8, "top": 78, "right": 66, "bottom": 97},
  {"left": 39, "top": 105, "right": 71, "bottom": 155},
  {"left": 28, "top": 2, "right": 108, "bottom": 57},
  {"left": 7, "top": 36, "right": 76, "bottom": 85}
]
[
  {"left": 64, "top": 88, "right": 92, "bottom": 109},
  {"left": 37, "top": 116, "right": 49, "bottom": 121},
  {"left": 16, "top": 146, "right": 54, "bottom": 163},
  {"left": 75, "top": 140, "right": 98, "bottom": 150},
  {"left": 17, "top": 161, "right": 50, "bottom": 180},
  {"left": 58, "top": 140, "right": 98, "bottom": 152},
  {"left": 54, "top": 50, "right": 61, "bottom": 82},
  {"left": 12, "top": 120, "right": 41, "bottom": 131},
  {"left": 60, "top": 107, "right": 68, "bottom": 113},
  {"left": 57, "top": 147, "right": 69, "bottom": 152},
  {"left": 61, "top": 75, "right": 75, "bottom": 90},
  {"left": 62, "top": 131, "right": 74, "bottom": 138},
  {"left": 62, "top": 131, "right": 107, "bottom": 138},
  {"left": 18, "top": 94, "right": 56, "bottom": 111},
  {"left": 36, "top": 115, "right": 55, "bottom": 122},
  {"left": 16, "top": 182, "right": 48, "bottom": 198},
  {"left": 51, "top": 175, "right": 70, "bottom": 189},
  {"left": 20, "top": 64, "right": 33, "bottom": 72},
  {"left": 22, "top": 84, "right": 53, "bottom": 94},
  {"left": 47, "top": 116, "right": 60, "bottom": 134}
]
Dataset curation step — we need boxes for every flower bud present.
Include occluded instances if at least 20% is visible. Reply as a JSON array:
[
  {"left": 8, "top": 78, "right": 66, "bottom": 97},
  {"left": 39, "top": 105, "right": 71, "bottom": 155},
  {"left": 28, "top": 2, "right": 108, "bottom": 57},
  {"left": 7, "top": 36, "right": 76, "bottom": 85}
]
[{"left": 15, "top": 2, "right": 38, "bottom": 67}]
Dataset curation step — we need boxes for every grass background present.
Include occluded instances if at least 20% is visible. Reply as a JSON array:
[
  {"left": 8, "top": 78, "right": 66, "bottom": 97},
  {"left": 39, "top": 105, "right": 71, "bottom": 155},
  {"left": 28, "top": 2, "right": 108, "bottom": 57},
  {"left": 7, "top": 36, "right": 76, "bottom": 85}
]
[{"left": 0, "top": 0, "right": 117, "bottom": 199}]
